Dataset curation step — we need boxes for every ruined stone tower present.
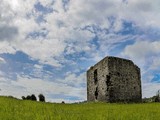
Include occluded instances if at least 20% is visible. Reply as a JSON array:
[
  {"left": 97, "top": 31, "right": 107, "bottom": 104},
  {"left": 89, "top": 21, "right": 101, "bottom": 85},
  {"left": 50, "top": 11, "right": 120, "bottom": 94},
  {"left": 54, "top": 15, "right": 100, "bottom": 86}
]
[{"left": 87, "top": 56, "right": 142, "bottom": 102}]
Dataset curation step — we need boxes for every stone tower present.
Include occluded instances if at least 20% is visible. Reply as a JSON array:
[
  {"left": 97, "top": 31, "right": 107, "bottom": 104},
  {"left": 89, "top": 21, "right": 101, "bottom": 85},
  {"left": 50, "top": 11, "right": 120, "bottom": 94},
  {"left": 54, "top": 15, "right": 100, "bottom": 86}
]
[{"left": 87, "top": 56, "right": 142, "bottom": 102}]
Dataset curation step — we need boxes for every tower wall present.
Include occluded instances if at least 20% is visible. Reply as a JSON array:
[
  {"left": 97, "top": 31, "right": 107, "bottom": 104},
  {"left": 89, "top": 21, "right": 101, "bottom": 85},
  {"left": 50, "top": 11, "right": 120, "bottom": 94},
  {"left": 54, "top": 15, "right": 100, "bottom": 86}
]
[{"left": 87, "top": 56, "right": 142, "bottom": 102}]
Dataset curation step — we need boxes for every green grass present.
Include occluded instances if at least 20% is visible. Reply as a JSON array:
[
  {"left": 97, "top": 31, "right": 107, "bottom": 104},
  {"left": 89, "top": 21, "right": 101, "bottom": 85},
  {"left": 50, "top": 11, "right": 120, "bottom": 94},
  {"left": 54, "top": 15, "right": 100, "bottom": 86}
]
[{"left": 0, "top": 96, "right": 160, "bottom": 120}]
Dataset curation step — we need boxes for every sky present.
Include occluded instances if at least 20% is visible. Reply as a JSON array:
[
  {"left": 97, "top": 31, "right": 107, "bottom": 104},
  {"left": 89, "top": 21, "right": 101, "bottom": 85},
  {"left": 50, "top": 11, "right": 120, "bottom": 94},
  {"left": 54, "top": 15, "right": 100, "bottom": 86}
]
[{"left": 0, "top": 0, "right": 160, "bottom": 103}]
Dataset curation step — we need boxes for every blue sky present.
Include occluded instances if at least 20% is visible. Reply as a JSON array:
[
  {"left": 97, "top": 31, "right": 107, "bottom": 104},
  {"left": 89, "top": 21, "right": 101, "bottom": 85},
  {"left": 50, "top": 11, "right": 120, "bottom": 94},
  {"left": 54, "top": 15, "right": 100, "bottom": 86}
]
[{"left": 0, "top": 0, "right": 160, "bottom": 102}]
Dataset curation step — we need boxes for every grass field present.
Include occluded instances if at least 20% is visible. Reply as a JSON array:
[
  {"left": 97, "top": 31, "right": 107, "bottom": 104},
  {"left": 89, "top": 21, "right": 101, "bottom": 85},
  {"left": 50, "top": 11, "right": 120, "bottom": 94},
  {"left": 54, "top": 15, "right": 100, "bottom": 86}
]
[{"left": 0, "top": 96, "right": 160, "bottom": 120}]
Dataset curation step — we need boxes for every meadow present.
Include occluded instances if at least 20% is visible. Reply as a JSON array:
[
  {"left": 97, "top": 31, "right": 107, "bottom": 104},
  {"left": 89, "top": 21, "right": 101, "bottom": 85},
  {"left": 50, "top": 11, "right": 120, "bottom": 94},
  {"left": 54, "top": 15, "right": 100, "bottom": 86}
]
[{"left": 0, "top": 96, "right": 160, "bottom": 120}]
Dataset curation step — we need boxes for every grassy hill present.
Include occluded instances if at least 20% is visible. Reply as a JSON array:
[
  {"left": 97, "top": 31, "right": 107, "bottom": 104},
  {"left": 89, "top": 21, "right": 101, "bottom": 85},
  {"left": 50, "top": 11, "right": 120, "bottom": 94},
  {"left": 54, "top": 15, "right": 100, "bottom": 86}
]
[{"left": 0, "top": 96, "right": 160, "bottom": 120}]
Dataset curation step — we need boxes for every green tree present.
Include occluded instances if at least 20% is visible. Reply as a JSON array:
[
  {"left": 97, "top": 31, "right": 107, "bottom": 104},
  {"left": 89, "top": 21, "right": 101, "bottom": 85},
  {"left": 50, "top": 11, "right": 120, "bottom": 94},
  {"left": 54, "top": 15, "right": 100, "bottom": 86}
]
[
  {"left": 31, "top": 94, "right": 37, "bottom": 101},
  {"left": 38, "top": 94, "right": 45, "bottom": 102}
]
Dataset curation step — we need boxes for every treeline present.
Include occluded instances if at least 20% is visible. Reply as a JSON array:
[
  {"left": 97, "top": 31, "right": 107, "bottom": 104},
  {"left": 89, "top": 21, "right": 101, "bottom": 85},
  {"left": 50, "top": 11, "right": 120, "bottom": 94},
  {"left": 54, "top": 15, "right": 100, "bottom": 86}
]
[
  {"left": 22, "top": 94, "right": 45, "bottom": 102},
  {"left": 142, "top": 90, "right": 160, "bottom": 103},
  {"left": 143, "top": 96, "right": 160, "bottom": 103}
]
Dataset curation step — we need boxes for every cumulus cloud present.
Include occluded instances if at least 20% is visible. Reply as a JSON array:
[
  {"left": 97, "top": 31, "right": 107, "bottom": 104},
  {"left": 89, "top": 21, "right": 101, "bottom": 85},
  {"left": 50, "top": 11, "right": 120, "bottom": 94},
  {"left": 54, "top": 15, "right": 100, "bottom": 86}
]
[
  {"left": 124, "top": 0, "right": 160, "bottom": 28},
  {"left": 57, "top": 72, "right": 86, "bottom": 87},
  {"left": 16, "top": 38, "right": 66, "bottom": 67},
  {"left": 122, "top": 41, "right": 160, "bottom": 63},
  {"left": 1, "top": 0, "right": 160, "bottom": 66},
  {"left": 122, "top": 40, "right": 160, "bottom": 58}
]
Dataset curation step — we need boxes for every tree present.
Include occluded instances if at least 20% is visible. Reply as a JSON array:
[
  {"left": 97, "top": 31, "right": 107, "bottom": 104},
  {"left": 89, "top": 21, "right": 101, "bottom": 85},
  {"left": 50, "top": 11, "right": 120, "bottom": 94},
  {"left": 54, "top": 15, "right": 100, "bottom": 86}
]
[
  {"left": 155, "top": 96, "right": 159, "bottom": 102},
  {"left": 156, "top": 90, "right": 160, "bottom": 98},
  {"left": 22, "top": 96, "right": 26, "bottom": 100},
  {"left": 38, "top": 94, "right": 45, "bottom": 102},
  {"left": 155, "top": 90, "right": 160, "bottom": 102},
  {"left": 26, "top": 95, "right": 31, "bottom": 100},
  {"left": 31, "top": 94, "right": 37, "bottom": 101}
]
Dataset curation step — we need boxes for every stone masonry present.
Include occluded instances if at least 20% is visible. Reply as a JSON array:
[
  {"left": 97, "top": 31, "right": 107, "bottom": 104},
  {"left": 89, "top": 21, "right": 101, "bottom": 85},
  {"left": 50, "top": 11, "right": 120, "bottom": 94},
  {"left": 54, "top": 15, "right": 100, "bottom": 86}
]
[{"left": 87, "top": 56, "right": 142, "bottom": 102}]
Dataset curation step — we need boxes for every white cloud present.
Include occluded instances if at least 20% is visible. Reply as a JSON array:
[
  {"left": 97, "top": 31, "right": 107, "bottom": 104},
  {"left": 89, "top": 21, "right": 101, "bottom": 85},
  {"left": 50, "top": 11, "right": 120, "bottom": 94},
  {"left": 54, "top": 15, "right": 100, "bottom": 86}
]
[
  {"left": 58, "top": 72, "right": 86, "bottom": 87},
  {"left": 0, "top": 57, "right": 6, "bottom": 64},
  {"left": 150, "top": 58, "right": 160, "bottom": 70},
  {"left": 121, "top": 40, "right": 160, "bottom": 73},
  {"left": 0, "top": 41, "right": 16, "bottom": 54},
  {"left": 0, "top": 74, "right": 86, "bottom": 102},
  {"left": 143, "top": 82, "right": 160, "bottom": 98},
  {"left": 122, "top": 41, "right": 160, "bottom": 62},
  {"left": 1, "top": 0, "right": 160, "bottom": 67},
  {"left": 34, "top": 64, "right": 43, "bottom": 69},
  {"left": 15, "top": 38, "right": 66, "bottom": 67},
  {"left": 123, "top": 0, "right": 160, "bottom": 28}
]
